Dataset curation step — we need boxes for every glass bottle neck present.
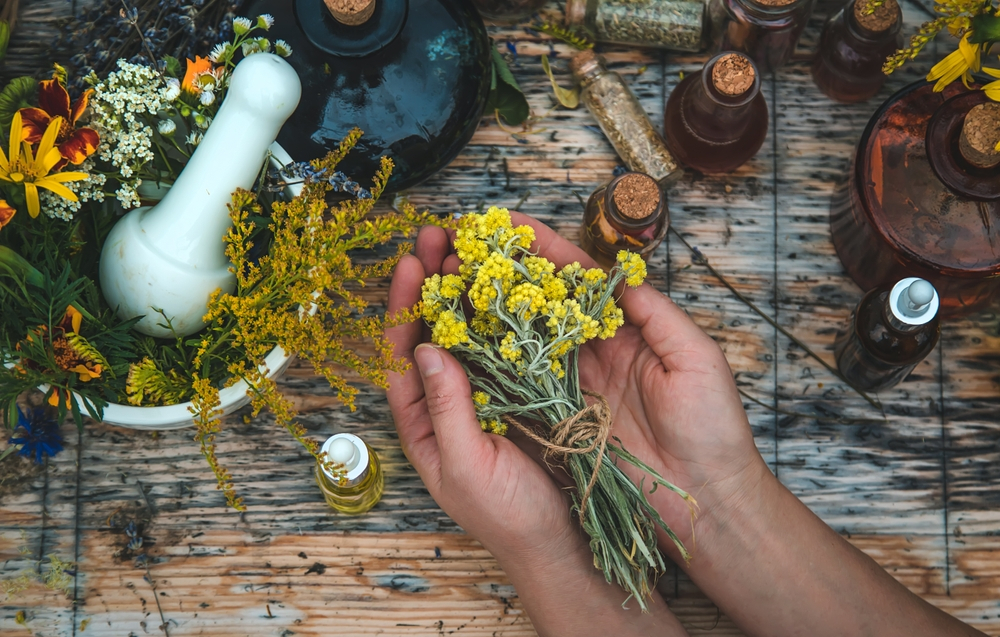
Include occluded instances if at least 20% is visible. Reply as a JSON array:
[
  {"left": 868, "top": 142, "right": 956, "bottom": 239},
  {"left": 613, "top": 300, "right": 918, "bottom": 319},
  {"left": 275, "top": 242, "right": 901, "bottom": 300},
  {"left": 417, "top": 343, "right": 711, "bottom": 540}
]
[
  {"left": 730, "top": 0, "right": 811, "bottom": 21},
  {"left": 681, "top": 54, "right": 761, "bottom": 143},
  {"left": 603, "top": 174, "right": 665, "bottom": 235},
  {"left": 925, "top": 90, "right": 1000, "bottom": 201},
  {"left": 843, "top": 0, "right": 901, "bottom": 44}
]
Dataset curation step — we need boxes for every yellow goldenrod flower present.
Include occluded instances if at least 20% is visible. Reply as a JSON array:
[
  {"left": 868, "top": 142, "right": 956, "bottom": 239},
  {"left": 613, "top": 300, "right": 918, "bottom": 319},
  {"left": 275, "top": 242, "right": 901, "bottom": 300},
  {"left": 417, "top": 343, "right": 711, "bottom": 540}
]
[
  {"left": 0, "top": 112, "right": 88, "bottom": 218},
  {"left": 927, "top": 33, "right": 981, "bottom": 92}
]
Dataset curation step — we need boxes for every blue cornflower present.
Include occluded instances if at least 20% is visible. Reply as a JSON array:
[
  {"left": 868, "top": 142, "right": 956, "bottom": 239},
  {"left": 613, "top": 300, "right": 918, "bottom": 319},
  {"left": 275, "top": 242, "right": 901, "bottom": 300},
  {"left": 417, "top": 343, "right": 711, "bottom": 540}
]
[{"left": 9, "top": 408, "right": 64, "bottom": 465}]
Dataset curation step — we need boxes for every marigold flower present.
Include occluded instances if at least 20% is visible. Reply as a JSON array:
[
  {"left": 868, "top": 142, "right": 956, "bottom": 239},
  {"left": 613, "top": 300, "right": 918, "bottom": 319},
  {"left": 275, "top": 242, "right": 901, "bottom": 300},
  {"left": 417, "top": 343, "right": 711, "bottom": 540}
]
[
  {"left": 18, "top": 76, "right": 100, "bottom": 167},
  {"left": 0, "top": 199, "right": 15, "bottom": 230},
  {"left": 182, "top": 56, "right": 221, "bottom": 95}
]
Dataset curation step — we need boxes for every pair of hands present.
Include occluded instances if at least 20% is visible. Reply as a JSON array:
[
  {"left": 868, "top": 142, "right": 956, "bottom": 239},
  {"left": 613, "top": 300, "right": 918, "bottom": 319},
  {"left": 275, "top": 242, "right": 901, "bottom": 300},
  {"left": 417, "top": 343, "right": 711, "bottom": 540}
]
[{"left": 385, "top": 212, "right": 769, "bottom": 579}]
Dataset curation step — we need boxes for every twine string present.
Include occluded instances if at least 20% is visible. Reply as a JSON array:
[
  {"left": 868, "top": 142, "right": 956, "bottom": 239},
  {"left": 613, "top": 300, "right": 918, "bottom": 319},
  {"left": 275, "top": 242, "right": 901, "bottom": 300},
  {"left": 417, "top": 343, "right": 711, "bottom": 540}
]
[{"left": 503, "top": 390, "right": 612, "bottom": 523}]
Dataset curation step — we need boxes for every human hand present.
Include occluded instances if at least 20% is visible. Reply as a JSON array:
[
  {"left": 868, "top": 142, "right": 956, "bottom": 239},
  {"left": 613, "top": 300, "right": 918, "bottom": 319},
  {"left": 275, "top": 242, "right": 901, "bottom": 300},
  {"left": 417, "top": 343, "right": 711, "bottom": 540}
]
[{"left": 385, "top": 223, "right": 689, "bottom": 637}]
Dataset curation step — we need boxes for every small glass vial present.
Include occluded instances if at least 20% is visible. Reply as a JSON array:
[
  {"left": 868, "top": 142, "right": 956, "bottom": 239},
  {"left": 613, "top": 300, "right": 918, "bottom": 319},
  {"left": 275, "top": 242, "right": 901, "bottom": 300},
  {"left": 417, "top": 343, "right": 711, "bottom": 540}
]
[
  {"left": 580, "top": 171, "right": 669, "bottom": 268},
  {"left": 811, "top": 0, "right": 902, "bottom": 103},
  {"left": 707, "top": 0, "right": 815, "bottom": 73},
  {"left": 664, "top": 52, "right": 769, "bottom": 174},
  {"left": 565, "top": 0, "right": 707, "bottom": 52},
  {"left": 834, "top": 278, "right": 940, "bottom": 392},
  {"left": 315, "top": 433, "right": 384, "bottom": 515},
  {"left": 571, "top": 50, "right": 682, "bottom": 185}
]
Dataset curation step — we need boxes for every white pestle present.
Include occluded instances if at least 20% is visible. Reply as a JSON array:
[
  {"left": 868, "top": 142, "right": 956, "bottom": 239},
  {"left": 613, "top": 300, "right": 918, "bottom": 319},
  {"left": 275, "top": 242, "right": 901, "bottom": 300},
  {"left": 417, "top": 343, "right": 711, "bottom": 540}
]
[{"left": 100, "top": 53, "right": 302, "bottom": 338}]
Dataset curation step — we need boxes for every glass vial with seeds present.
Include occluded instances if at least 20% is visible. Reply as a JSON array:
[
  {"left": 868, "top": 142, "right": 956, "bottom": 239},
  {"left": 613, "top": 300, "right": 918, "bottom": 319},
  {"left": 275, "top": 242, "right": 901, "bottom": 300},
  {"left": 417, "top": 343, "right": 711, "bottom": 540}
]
[
  {"left": 565, "top": 0, "right": 707, "bottom": 52},
  {"left": 811, "top": 0, "right": 902, "bottom": 103},
  {"left": 833, "top": 278, "right": 940, "bottom": 392},
  {"left": 664, "top": 52, "right": 769, "bottom": 174},
  {"left": 571, "top": 50, "right": 682, "bottom": 185},
  {"left": 471, "top": 0, "right": 548, "bottom": 21},
  {"left": 707, "top": 0, "right": 815, "bottom": 73},
  {"left": 580, "top": 171, "right": 669, "bottom": 268},
  {"left": 315, "top": 433, "right": 384, "bottom": 515}
]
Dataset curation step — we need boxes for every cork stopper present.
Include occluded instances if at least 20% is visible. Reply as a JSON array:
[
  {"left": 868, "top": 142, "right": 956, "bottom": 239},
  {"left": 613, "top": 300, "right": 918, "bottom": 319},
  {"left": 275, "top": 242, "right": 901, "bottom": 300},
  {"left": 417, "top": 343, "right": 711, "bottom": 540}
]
[
  {"left": 959, "top": 103, "right": 1000, "bottom": 169},
  {"left": 570, "top": 49, "right": 602, "bottom": 81},
  {"left": 611, "top": 173, "right": 661, "bottom": 220},
  {"left": 853, "top": 0, "right": 899, "bottom": 33},
  {"left": 324, "top": 0, "right": 376, "bottom": 25},
  {"left": 712, "top": 53, "right": 755, "bottom": 97}
]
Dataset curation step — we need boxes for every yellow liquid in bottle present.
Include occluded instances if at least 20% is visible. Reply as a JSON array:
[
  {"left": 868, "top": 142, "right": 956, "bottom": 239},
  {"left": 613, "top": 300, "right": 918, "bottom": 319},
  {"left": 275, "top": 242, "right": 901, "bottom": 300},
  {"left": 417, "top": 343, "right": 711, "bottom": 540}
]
[{"left": 315, "top": 443, "right": 384, "bottom": 515}]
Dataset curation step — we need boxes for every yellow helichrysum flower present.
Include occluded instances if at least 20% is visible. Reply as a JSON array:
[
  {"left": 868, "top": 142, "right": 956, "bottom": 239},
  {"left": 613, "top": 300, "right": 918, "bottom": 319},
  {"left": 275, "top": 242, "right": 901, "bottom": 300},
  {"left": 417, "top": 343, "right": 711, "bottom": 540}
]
[
  {"left": 506, "top": 281, "right": 547, "bottom": 320},
  {"left": 468, "top": 252, "right": 516, "bottom": 312},
  {"left": 472, "top": 391, "right": 490, "bottom": 406},
  {"left": 440, "top": 274, "right": 465, "bottom": 299},
  {"left": 499, "top": 331, "right": 522, "bottom": 362},
  {"left": 471, "top": 311, "right": 501, "bottom": 336},
  {"left": 927, "top": 33, "right": 981, "bottom": 92},
  {"left": 0, "top": 112, "right": 87, "bottom": 218},
  {"left": 421, "top": 274, "right": 444, "bottom": 322},
  {"left": 480, "top": 419, "right": 508, "bottom": 435},
  {"left": 599, "top": 299, "right": 625, "bottom": 339},
  {"left": 431, "top": 310, "right": 470, "bottom": 349},
  {"left": 617, "top": 251, "right": 647, "bottom": 288},
  {"left": 582, "top": 267, "right": 607, "bottom": 286},
  {"left": 540, "top": 274, "right": 568, "bottom": 303},
  {"left": 523, "top": 255, "right": 555, "bottom": 281}
]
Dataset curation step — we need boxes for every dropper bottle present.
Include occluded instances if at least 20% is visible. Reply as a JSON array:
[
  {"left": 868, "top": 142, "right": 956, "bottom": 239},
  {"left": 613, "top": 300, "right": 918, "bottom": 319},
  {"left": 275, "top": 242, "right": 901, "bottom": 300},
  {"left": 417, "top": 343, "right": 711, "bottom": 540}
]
[
  {"left": 833, "top": 277, "right": 941, "bottom": 392},
  {"left": 315, "top": 433, "right": 384, "bottom": 514}
]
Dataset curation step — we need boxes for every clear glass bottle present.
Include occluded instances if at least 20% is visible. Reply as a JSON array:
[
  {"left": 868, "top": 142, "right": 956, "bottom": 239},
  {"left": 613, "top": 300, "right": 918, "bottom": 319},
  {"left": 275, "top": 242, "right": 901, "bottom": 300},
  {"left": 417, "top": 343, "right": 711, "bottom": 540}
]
[
  {"left": 565, "top": 0, "right": 707, "bottom": 52},
  {"left": 571, "top": 50, "right": 682, "bottom": 184},
  {"left": 707, "top": 0, "right": 815, "bottom": 73},
  {"left": 834, "top": 278, "right": 940, "bottom": 392},
  {"left": 315, "top": 433, "right": 385, "bottom": 515},
  {"left": 246, "top": 0, "right": 491, "bottom": 193},
  {"left": 811, "top": 0, "right": 902, "bottom": 103},
  {"left": 580, "top": 171, "right": 669, "bottom": 268},
  {"left": 830, "top": 82, "right": 1000, "bottom": 317},
  {"left": 664, "top": 51, "right": 769, "bottom": 174}
]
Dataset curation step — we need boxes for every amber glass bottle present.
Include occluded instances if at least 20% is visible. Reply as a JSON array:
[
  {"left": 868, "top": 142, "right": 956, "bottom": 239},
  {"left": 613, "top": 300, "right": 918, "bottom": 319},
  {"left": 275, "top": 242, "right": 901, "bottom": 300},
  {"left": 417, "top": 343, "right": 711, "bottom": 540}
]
[
  {"left": 811, "top": 0, "right": 902, "bottom": 103},
  {"left": 707, "top": 0, "right": 815, "bottom": 72},
  {"left": 315, "top": 433, "right": 385, "bottom": 515},
  {"left": 830, "top": 82, "right": 1000, "bottom": 316},
  {"left": 245, "top": 0, "right": 491, "bottom": 193},
  {"left": 580, "top": 171, "right": 669, "bottom": 268},
  {"left": 834, "top": 278, "right": 940, "bottom": 392},
  {"left": 571, "top": 50, "right": 682, "bottom": 184},
  {"left": 664, "top": 52, "right": 768, "bottom": 174}
]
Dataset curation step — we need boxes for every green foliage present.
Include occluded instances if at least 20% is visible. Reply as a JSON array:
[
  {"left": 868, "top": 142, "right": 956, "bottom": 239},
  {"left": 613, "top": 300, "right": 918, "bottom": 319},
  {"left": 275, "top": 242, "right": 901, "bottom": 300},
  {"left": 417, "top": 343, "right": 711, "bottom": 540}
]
[
  {"left": 162, "top": 54, "right": 182, "bottom": 77},
  {"left": 532, "top": 22, "right": 594, "bottom": 50},
  {"left": 485, "top": 46, "right": 530, "bottom": 126},
  {"left": 0, "top": 77, "right": 37, "bottom": 129},
  {"left": 970, "top": 14, "right": 1000, "bottom": 44},
  {"left": 541, "top": 54, "right": 579, "bottom": 109}
]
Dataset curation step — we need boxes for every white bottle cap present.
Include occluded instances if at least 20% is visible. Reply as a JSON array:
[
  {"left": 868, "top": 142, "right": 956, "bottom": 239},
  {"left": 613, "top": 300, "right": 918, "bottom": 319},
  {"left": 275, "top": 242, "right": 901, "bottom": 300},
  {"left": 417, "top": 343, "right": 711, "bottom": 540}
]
[
  {"left": 889, "top": 277, "right": 939, "bottom": 326},
  {"left": 319, "top": 433, "right": 369, "bottom": 482}
]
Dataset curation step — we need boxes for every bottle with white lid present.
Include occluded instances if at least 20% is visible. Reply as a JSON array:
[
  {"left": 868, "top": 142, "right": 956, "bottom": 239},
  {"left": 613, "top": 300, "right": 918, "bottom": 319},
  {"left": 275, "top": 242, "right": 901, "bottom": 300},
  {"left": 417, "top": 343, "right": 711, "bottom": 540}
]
[
  {"left": 315, "top": 433, "right": 384, "bottom": 514},
  {"left": 833, "top": 277, "right": 941, "bottom": 392}
]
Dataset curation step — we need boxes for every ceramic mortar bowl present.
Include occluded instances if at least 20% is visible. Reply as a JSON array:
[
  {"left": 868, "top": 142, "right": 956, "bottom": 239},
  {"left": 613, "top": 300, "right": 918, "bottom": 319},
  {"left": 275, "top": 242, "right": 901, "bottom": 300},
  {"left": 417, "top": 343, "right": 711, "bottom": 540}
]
[{"left": 77, "top": 142, "right": 303, "bottom": 430}]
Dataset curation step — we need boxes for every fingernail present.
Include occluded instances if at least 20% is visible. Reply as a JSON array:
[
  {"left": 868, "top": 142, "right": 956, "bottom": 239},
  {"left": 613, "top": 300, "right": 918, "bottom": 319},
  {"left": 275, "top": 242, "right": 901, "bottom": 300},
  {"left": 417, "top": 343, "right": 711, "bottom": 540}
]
[{"left": 414, "top": 344, "right": 444, "bottom": 377}]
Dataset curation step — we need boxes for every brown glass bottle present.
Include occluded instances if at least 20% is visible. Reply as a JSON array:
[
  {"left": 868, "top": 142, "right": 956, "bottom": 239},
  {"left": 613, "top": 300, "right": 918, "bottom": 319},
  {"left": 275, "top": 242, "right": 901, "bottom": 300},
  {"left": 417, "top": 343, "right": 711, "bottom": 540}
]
[
  {"left": 811, "top": 0, "right": 902, "bottom": 103},
  {"left": 707, "top": 0, "right": 815, "bottom": 73},
  {"left": 664, "top": 52, "right": 769, "bottom": 174},
  {"left": 580, "top": 172, "right": 669, "bottom": 268},
  {"left": 834, "top": 278, "right": 940, "bottom": 392},
  {"left": 830, "top": 82, "right": 1000, "bottom": 317}
]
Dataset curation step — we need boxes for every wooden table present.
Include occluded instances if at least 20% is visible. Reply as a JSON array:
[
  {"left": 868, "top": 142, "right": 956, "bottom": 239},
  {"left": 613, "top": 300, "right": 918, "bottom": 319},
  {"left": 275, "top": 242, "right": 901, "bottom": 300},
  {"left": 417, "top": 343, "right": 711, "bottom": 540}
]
[{"left": 3, "top": 0, "right": 1000, "bottom": 634}]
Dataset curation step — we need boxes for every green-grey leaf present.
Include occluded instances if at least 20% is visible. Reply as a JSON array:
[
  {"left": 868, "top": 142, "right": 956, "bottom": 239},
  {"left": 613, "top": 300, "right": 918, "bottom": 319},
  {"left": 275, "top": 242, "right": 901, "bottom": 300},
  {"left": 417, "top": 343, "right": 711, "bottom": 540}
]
[
  {"left": 0, "top": 77, "right": 38, "bottom": 129},
  {"left": 541, "top": 54, "right": 580, "bottom": 109},
  {"left": 485, "top": 46, "right": 529, "bottom": 126}
]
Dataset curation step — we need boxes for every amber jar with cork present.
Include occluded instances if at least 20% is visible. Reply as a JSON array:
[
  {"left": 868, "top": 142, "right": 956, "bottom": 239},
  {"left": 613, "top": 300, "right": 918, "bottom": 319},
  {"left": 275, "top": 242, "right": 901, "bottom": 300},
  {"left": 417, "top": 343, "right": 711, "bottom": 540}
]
[
  {"left": 315, "top": 433, "right": 385, "bottom": 514},
  {"left": 811, "top": 0, "right": 902, "bottom": 103},
  {"left": 834, "top": 278, "right": 940, "bottom": 392},
  {"left": 830, "top": 82, "right": 1000, "bottom": 316},
  {"left": 664, "top": 52, "right": 769, "bottom": 174},
  {"left": 571, "top": 50, "right": 682, "bottom": 185},
  {"left": 580, "top": 171, "right": 669, "bottom": 268},
  {"left": 707, "top": 0, "right": 815, "bottom": 72}
]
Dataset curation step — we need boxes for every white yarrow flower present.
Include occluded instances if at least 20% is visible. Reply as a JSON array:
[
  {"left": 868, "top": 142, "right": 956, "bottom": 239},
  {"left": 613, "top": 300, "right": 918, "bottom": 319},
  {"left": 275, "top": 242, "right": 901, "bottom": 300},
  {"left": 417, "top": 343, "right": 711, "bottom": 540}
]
[
  {"left": 257, "top": 14, "right": 274, "bottom": 29},
  {"left": 158, "top": 119, "right": 177, "bottom": 135},
  {"left": 233, "top": 16, "right": 253, "bottom": 35},
  {"left": 274, "top": 39, "right": 292, "bottom": 57},
  {"left": 199, "top": 90, "right": 215, "bottom": 106},
  {"left": 187, "top": 131, "right": 204, "bottom": 147}
]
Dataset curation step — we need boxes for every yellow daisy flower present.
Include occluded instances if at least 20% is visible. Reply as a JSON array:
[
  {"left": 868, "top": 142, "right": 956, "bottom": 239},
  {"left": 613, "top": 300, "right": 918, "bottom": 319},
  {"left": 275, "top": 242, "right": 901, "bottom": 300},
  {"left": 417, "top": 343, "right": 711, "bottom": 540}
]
[
  {"left": 0, "top": 112, "right": 88, "bottom": 218},
  {"left": 926, "top": 33, "right": 981, "bottom": 92}
]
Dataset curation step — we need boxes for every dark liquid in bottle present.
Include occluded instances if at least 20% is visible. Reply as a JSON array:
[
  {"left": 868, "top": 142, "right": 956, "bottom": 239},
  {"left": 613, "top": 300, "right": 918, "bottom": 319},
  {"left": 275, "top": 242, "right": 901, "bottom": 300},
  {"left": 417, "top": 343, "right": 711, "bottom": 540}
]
[
  {"left": 830, "top": 82, "right": 1000, "bottom": 316},
  {"left": 833, "top": 288, "right": 939, "bottom": 392},
  {"left": 246, "top": 0, "right": 491, "bottom": 193}
]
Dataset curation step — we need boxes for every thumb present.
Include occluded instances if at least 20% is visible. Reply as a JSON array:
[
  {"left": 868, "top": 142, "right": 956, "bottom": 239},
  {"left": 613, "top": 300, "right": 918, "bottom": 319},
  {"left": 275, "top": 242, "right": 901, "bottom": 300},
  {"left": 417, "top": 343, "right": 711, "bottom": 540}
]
[{"left": 413, "top": 343, "right": 490, "bottom": 468}]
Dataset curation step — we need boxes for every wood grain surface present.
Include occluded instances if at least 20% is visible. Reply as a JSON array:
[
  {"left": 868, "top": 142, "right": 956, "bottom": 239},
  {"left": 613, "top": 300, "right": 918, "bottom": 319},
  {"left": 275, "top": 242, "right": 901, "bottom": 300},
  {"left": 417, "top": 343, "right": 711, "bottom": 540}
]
[{"left": 3, "top": 0, "right": 1000, "bottom": 635}]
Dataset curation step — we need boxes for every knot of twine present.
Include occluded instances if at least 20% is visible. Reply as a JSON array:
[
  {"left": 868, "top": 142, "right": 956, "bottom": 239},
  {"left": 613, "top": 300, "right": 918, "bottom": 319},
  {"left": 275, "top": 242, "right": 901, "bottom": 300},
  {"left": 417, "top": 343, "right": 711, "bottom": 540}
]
[{"left": 504, "top": 391, "right": 612, "bottom": 523}]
